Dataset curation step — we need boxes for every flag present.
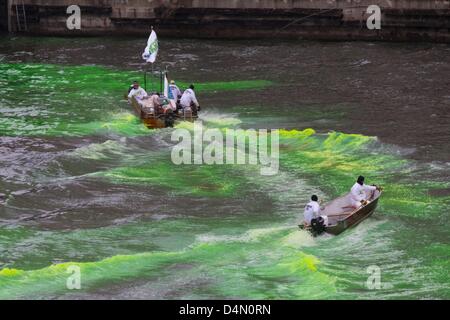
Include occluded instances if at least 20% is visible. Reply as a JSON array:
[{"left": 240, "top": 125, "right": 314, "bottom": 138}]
[
  {"left": 164, "top": 74, "right": 177, "bottom": 110},
  {"left": 164, "top": 74, "right": 175, "bottom": 100},
  {"left": 142, "top": 30, "right": 158, "bottom": 63}
]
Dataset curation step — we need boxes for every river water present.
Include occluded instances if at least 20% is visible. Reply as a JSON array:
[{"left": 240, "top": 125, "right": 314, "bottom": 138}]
[{"left": 0, "top": 36, "right": 449, "bottom": 299}]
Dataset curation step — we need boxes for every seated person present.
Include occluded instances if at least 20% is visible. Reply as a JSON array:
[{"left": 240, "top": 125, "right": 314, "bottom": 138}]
[
  {"left": 158, "top": 94, "right": 177, "bottom": 114},
  {"left": 128, "top": 81, "right": 148, "bottom": 102},
  {"left": 149, "top": 93, "right": 164, "bottom": 113},
  {"left": 152, "top": 93, "right": 178, "bottom": 115},
  {"left": 163, "top": 102, "right": 177, "bottom": 114},
  {"left": 303, "top": 195, "right": 329, "bottom": 226},
  {"left": 350, "top": 176, "right": 379, "bottom": 209}
]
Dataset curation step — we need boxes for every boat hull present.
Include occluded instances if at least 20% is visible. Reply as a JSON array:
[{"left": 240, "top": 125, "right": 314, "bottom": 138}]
[
  {"left": 325, "top": 196, "right": 380, "bottom": 235},
  {"left": 129, "top": 96, "right": 198, "bottom": 129}
]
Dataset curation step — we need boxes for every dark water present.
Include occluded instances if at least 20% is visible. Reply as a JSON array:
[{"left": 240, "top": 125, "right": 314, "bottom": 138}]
[{"left": 0, "top": 36, "right": 449, "bottom": 299}]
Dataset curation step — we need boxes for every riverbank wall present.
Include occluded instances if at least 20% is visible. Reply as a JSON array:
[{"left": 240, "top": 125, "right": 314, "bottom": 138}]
[{"left": 2, "top": 0, "right": 450, "bottom": 42}]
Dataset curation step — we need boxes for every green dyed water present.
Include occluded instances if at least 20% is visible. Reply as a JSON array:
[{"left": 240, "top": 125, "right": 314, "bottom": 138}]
[
  {"left": 0, "top": 37, "right": 449, "bottom": 300},
  {"left": 0, "top": 63, "right": 271, "bottom": 137}
]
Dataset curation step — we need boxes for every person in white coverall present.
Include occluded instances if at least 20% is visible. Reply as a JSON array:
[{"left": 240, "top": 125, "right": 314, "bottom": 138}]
[
  {"left": 351, "top": 176, "right": 379, "bottom": 209},
  {"left": 169, "top": 80, "right": 182, "bottom": 102},
  {"left": 128, "top": 81, "right": 148, "bottom": 101},
  {"left": 180, "top": 84, "right": 200, "bottom": 111},
  {"left": 304, "top": 195, "right": 329, "bottom": 226}
]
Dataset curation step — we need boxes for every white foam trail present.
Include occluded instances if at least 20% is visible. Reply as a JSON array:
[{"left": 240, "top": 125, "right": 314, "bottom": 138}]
[
  {"left": 280, "top": 230, "right": 317, "bottom": 249},
  {"left": 199, "top": 111, "right": 242, "bottom": 127},
  {"left": 196, "top": 225, "right": 293, "bottom": 245},
  {"left": 70, "top": 140, "right": 127, "bottom": 160}
]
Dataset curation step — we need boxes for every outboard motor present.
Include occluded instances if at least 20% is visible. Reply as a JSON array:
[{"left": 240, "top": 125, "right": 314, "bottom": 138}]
[
  {"left": 164, "top": 110, "right": 175, "bottom": 128},
  {"left": 310, "top": 217, "right": 327, "bottom": 236}
]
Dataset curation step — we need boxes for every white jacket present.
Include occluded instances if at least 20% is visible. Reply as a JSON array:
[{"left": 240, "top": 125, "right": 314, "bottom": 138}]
[
  {"left": 128, "top": 87, "right": 148, "bottom": 100},
  {"left": 180, "top": 88, "right": 199, "bottom": 108},
  {"left": 304, "top": 201, "right": 320, "bottom": 224},
  {"left": 169, "top": 84, "right": 182, "bottom": 101},
  {"left": 351, "top": 183, "right": 377, "bottom": 202}
]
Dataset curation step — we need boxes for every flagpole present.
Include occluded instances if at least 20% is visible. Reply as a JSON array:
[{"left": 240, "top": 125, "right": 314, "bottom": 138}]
[
  {"left": 160, "top": 70, "right": 163, "bottom": 94},
  {"left": 144, "top": 71, "right": 147, "bottom": 91},
  {"left": 150, "top": 25, "right": 154, "bottom": 93},
  {"left": 151, "top": 63, "right": 154, "bottom": 93},
  {"left": 142, "top": 25, "right": 157, "bottom": 93}
]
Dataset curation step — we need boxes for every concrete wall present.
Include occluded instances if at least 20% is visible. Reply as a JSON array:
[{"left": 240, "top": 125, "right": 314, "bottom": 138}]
[
  {"left": 166, "top": 0, "right": 450, "bottom": 10},
  {"left": 0, "top": 0, "right": 9, "bottom": 31},
  {"left": 6, "top": 0, "right": 450, "bottom": 42}
]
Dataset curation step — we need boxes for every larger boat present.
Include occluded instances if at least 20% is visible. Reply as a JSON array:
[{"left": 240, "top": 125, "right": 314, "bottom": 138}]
[
  {"left": 300, "top": 189, "right": 382, "bottom": 236},
  {"left": 128, "top": 28, "right": 200, "bottom": 129},
  {"left": 129, "top": 95, "right": 199, "bottom": 129}
]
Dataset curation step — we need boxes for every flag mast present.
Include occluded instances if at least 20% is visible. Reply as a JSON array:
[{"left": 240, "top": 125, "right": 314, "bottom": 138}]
[
  {"left": 151, "top": 26, "right": 154, "bottom": 93},
  {"left": 142, "top": 25, "right": 158, "bottom": 93}
]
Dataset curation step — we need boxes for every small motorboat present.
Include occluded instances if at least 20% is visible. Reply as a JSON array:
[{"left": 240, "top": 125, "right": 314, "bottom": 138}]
[
  {"left": 300, "top": 189, "right": 382, "bottom": 236},
  {"left": 129, "top": 96, "right": 199, "bottom": 129}
]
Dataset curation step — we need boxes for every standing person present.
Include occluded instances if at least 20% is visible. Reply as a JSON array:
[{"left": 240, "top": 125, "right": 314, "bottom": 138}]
[
  {"left": 180, "top": 84, "right": 200, "bottom": 113},
  {"left": 350, "top": 176, "right": 379, "bottom": 209},
  {"left": 303, "top": 195, "right": 329, "bottom": 226},
  {"left": 169, "top": 80, "right": 182, "bottom": 102}
]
